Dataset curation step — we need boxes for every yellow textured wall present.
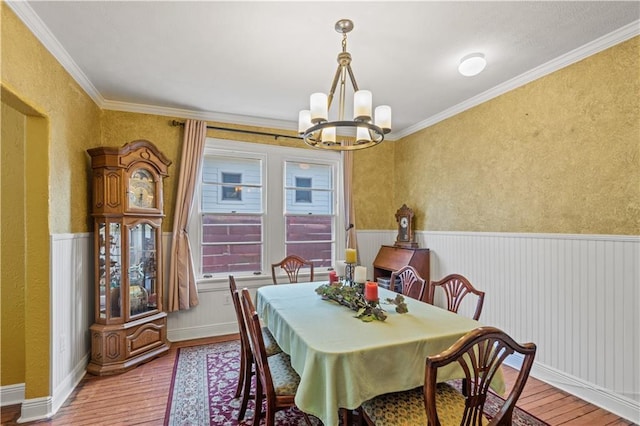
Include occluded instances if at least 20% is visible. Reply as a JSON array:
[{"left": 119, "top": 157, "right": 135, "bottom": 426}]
[
  {"left": 351, "top": 142, "right": 397, "bottom": 230},
  {"left": 1, "top": 102, "right": 27, "bottom": 386},
  {"left": 386, "top": 37, "right": 639, "bottom": 235},
  {"left": 1, "top": 3, "right": 100, "bottom": 397},
  {"left": 23, "top": 114, "right": 50, "bottom": 398},
  {"left": 1, "top": 3, "right": 102, "bottom": 235}
]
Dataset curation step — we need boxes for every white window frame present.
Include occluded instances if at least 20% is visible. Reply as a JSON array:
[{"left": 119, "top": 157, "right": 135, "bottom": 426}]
[{"left": 189, "top": 138, "right": 344, "bottom": 286}]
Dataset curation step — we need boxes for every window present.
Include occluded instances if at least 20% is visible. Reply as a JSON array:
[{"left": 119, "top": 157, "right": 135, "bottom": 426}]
[
  {"left": 200, "top": 156, "right": 262, "bottom": 275},
  {"left": 221, "top": 172, "right": 242, "bottom": 201},
  {"left": 285, "top": 162, "right": 333, "bottom": 264},
  {"left": 294, "top": 177, "right": 312, "bottom": 203},
  {"left": 190, "top": 139, "right": 342, "bottom": 280}
]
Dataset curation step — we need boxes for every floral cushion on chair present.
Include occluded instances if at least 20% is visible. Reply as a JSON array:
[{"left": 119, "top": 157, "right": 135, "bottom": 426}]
[
  {"left": 361, "top": 382, "right": 480, "bottom": 426},
  {"left": 262, "top": 327, "right": 282, "bottom": 357},
  {"left": 267, "top": 352, "right": 301, "bottom": 396}
]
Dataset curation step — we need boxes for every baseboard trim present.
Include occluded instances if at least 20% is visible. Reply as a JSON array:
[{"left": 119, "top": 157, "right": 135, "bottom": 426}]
[
  {"left": 17, "top": 396, "right": 53, "bottom": 423},
  {"left": 51, "top": 353, "right": 89, "bottom": 414},
  {"left": 505, "top": 355, "right": 640, "bottom": 423},
  {"left": 0, "top": 383, "right": 25, "bottom": 407},
  {"left": 167, "top": 322, "right": 237, "bottom": 342}
]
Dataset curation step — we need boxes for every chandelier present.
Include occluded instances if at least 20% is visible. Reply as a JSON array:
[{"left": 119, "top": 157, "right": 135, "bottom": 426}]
[{"left": 298, "top": 19, "right": 391, "bottom": 151}]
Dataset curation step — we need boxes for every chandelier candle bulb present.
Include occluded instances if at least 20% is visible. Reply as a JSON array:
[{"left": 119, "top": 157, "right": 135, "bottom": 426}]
[
  {"left": 345, "top": 249, "right": 357, "bottom": 264},
  {"left": 354, "top": 266, "right": 367, "bottom": 283},
  {"left": 375, "top": 105, "right": 392, "bottom": 132},
  {"left": 323, "top": 126, "right": 336, "bottom": 144},
  {"left": 354, "top": 90, "right": 372, "bottom": 121},
  {"left": 298, "top": 110, "right": 312, "bottom": 134},
  {"left": 364, "top": 281, "right": 379, "bottom": 301},
  {"left": 356, "top": 127, "right": 371, "bottom": 143},
  {"left": 310, "top": 93, "right": 328, "bottom": 123}
]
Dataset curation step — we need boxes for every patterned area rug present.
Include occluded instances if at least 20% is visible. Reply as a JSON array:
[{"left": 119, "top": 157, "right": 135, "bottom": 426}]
[{"left": 164, "top": 341, "right": 548, "bottom": 425}]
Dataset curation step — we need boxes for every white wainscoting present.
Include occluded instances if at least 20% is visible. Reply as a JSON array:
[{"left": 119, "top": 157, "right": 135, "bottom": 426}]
[
  {"left": 363, "top": 230, "right": 639, "bottom": 423},
  {"left": 15, "top": 233, "right": 94, "bottom": 423},
  {"left": 36, "top": 230, "right": 639, "bottom": 423},
  {"left": 49, "top": 233, "right": 93, "bottom": 418}
]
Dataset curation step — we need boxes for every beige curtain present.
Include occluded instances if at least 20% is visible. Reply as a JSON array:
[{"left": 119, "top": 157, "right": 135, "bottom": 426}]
[
  {"left": 343, "top": 151, "right": 359, "bottom": 262},
  {"left": 167, "top": 119, "right": 207, "bottom": 311}
]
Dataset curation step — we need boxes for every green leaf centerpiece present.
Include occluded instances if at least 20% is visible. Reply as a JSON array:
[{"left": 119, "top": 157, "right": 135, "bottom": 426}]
[{"left": 315, "top": 282, "right": 408, "bottom": 322}]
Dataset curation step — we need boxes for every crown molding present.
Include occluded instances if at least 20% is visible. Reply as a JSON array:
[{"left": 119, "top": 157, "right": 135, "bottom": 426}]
[
  {"left": 101, "top": 99, "right": 299, "bottom": 131},
  {"left": 394, "top": 19, "right": 640, "bottom": 139},
  {"left": 6, "top": 0, "right": 105, "bottom": 106}
]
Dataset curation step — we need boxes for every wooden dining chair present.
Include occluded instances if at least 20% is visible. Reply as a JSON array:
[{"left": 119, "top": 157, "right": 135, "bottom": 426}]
[
  {"left": 361, "top": 326, "right": 537, "bottom": 426},
  {"left": 229, "top": 276, "right": 282, "bottom": 421},
  {"left": 240, "top": 288, "right": 312, "bottom": 426},
  {"left": 271, "top": 254, "right": 314, "bottom": 284},
  {"left": 389, "top": 265, "right": 427, "bottom": 302},
  {"left": 427, "top": 274, "right": 486, "bottom": 320}
]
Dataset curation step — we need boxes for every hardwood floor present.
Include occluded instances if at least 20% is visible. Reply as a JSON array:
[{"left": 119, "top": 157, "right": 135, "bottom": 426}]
[{"left": 1, "top": 335, "right": 635, "bottom": 425}]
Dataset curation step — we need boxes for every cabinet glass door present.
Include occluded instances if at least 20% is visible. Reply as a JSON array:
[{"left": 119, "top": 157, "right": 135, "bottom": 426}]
[
  {"left": 128, "top": 223, "right": 158, "bottom": 317},
  {"left": 98, "top": 221, "right": 122, "bottom": 320}
]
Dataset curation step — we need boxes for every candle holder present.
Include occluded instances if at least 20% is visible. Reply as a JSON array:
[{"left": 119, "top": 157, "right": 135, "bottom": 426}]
[{"left": 344, "top": 262, "right": 356, "bottom": 286}]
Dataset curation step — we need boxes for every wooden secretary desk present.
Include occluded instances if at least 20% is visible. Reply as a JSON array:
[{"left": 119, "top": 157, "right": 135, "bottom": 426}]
[{"left": 372, "top": 245, "right": 430, "bottom": 284}]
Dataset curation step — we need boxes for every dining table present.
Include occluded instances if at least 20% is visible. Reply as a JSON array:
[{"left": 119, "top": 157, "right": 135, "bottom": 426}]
[{"left": 255, "top": 281, "right": 505, "bottom": 426}]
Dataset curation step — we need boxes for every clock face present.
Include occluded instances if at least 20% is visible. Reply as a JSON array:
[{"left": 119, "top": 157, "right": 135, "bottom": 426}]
[
  {"left": 129, "top": 169, "right": 155, "bottom": 209},
  {"left": 398, "top": 215, "right": 410, "bottom": 241}
]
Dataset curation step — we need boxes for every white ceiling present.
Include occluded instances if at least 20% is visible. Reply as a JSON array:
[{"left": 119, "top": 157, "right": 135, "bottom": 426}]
[{"left": 9, "top": 1, "right": 640, "bottom": 139}]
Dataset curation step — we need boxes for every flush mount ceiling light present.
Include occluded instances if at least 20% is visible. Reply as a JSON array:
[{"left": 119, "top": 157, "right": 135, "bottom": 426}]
[
  {"left": 458, "top": 53, "right": 487, "bottom": 77},
  {"left": 298, "top": 19, "right": 391, "bottom": 151}
]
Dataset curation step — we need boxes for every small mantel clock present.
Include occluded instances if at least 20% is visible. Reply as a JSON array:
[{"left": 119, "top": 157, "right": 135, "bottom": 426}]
[
  {"left": 86, "top": 139, "right": 171, "bottom": 375},
  {"left": 394, "top": 204, "right": 418, "bottom": 248}
]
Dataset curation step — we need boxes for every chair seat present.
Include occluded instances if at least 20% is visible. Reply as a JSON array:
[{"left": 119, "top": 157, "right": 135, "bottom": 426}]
[
  {"left": 362, "top": 383, "right": 481, "bottom": 426},
  {"left": 262, "top": 326, "right": 282, "bottom": 357},
  {"left": 267, "top": 352, "right": 301, "bottom": 396}
]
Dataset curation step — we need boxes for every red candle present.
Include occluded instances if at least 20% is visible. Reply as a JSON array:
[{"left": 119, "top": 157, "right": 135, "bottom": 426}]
[
  {"left": 364, "top": 281, "right": 379, "bottom": 302},
  {"left": 329, "top": 270, "right": 338, "bottom": 284}
]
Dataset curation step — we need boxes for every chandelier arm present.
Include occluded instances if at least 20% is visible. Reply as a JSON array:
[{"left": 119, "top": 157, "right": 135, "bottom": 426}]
[
  {"left": 345, "top": 65, "right": 359, "bottom": 92},
  {"left": 327, "top": 64, "right": 344, "bottom": 110},
  {"left": 338, "top": 66, "right": 347, "bottom": 121}
]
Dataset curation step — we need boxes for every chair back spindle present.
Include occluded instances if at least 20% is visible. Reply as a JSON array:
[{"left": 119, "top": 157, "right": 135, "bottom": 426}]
[
  {"left": 389, "top": 265, "right": 427, "bottom": 302},
  {"left": 424, "top": 326, "right": 536, "bottom": 426},
  {"left": 428, "top": 274, "right": 485, "bottom": 320},
  {"left": 271, "top": 255, "right": 315, "bottom": 284}
]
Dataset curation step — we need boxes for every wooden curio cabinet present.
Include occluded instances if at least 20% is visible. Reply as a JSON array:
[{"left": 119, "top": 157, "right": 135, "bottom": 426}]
[{"left": 87, "top": 140, "right": 171, "bottom": 375}]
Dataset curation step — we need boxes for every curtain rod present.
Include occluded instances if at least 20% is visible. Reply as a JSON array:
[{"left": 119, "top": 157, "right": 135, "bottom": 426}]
[{"left": 170, "top": 120, "right": 302, "bottom": 141}]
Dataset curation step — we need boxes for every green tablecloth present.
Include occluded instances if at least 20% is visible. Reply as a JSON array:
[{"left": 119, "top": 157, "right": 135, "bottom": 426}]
[{"left": 256, "top": 282, "right": 504, "bottom": 426}]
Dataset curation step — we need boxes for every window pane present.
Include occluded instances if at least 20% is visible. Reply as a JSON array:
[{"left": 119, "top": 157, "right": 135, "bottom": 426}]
[
  {"left": 285, "top": 161, "right": 333, "bottom": 214},
  {"left": 286, "top": 242, "right": 332, "bottom": 267},
  {"left": 286, "top": 215, "right": 332, "bottom": 267},
  {"left": 285, "top": 162, "right": 332, "bottom": 189},
  {"left": 202, "top": 243, "right": 261, "bottom": 274},
  {"left": 201, "top": 214, "right": 262, "bottom": 275},
  {"left": 202, "top": 156, "right": 262, "bottom": 213}
]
